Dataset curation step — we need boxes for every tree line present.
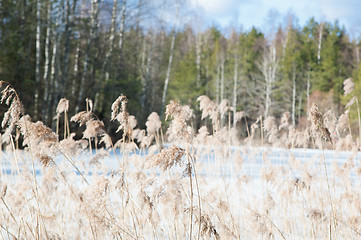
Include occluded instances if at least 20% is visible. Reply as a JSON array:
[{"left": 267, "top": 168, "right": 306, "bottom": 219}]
[{"left": 1, "top": 0, "right": 361, "bottom": 135}]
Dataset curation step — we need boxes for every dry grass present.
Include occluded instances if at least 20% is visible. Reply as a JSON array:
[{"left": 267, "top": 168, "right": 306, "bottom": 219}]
[{"left": 0, "top": 80, "right": 361, "bottom": 239}]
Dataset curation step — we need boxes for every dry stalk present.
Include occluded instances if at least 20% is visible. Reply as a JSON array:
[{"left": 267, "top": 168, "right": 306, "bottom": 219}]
[
  {"left": 308, "top": 103, "right": 336, "bottom": 238},
  {"left": 187, "top": 153, "right": 202, "bottom": 240}
]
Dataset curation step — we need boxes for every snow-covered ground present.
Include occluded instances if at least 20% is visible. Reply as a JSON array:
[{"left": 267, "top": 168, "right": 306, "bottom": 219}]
[
  {"left": 0, "top": 146, "right": 360, "bottom": 239},
  {"left": 1, "top": 146, "right": 360, "bottom": 181}
]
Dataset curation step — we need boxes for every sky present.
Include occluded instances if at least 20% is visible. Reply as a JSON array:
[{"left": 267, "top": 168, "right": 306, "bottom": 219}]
[{"left": 188, "top": 0, "right": 361, "bottom": 35}]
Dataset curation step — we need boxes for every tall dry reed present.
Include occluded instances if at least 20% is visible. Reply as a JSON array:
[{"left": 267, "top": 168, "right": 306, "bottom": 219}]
[{"left": 0, "top": 81, "right": 359, "bottom": 239}]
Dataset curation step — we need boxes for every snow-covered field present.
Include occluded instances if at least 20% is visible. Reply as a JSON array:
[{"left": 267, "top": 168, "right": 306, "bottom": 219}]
[
  {"left": 2, "top": 146, "right": 360, "bottom": 181},
  {"left": 0, "top": 145, "right": 360, "bottom": 239}
]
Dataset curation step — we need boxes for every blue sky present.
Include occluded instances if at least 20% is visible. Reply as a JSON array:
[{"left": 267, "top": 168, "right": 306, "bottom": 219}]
[{"left": 188, "top": 0, "right": 361, "bottom": 35}]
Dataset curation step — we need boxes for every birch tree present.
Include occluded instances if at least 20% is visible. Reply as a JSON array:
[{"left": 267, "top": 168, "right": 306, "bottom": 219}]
[
  {"left": 42, "top": 0, "right": 52, "bottom": 123},
  {"left": 160, "top": 0, "right": 180, "bottom": 117},
  {"left": 43, "top": 2, "right": 62, "bottom": 126},
  {"left": 280, "top": 24, "right": 303, "bottom": 123},
  {"left": 76, "top": 0, "right": 101, "bottom": 112},
  {"left": 307, "top": 69, "right": 310, "bottom": 114},
  {"left": 291, "top": 66, "right": 296, "bottom": 125},
  {"left": 118, "top": 0, "right": 126, "bottom": 56},
  {"left": 317, "top": 22, "right": 324, "bottom": 64},
  {"left": 232, "top": 54, "right": 239, "bottom": 127},
  {"left": 232, "top": 55, "right": 238, "bottom": 127},
  {"left": 229, "top": 29, "right": 240, "bottom": 127},
  {"left": 258, "top": 42, "right": 278, "bottom": 118},
  {"left": 140, "top": 31, "right": 156, "bottom": 113},
  {"left": 34, "top": 0, "right": 41, "bottom": 119},
  {"left": 104, "top": 0, "right": 117, "bottom": 81},
  {"left": 71, "top": 44, "right": 80, "bottom": 97},
  {"left": 62, "top": 0, "right": 78, "bottom": 97},
  {"left": 196, "top": 32, "right": 201, "bottom": 89},
  {"left": 94, "top": 0, "right": 118, "bottom": 111},
  {"left": 161, "top": 29, "right": 176, "bottom": 116}
]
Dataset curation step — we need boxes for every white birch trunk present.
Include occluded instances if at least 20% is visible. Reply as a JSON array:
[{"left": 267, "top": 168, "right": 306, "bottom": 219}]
[
  {"left": 141, "top": 32, "right": 156, "bottom": 110},
  {"left": 51, "top": 33, "right": 60, "bottom": 104},
  {"left": 282, "top": 27, "right": 290, "bottom": 59},
  {"left": 47, "top": 32, "right": 59, "bottom": 125},
  {"left": 161, "top": 30, "right": 176, "bottom": 116},
  {"left": 35, "top": 0, "right": 41, "bottom": 119},
  {"left": 43, "top": 0, "right": 51, "bottom": 88},
  {"left": 307, "top": 69, "right": 310, "bottom": 115},
  {"left": 146, "top": 35, "right": 156, "bottom": 81},
  {"left": 44, "top": 5, "right": 61, "bottom": 125},
  {"left": 118, "top": 0, "right": 126, "bottom": 54},
  {"left": 62, "top": 0, "right": 77, "bottom": 96},
  {"left": 150, "top": 32, "right": 164, "bottom": 103},
  {"left": 291, "top": 69, "right": 296, "bottom": 126},
  {"left": 104, "top": 0, "right": 117, "bottom": 82},
  {"left": 71, "top": 44, "right": 80, "bottom": 96},
  {"left": 140, "top": 36, "right": 146, "bottom": 72},
  {"left": 50, "top": 17, "right": 61, "bottom": 99},
  {"left": 139, "top": 36, "right": 147, "bottom": 111},
  {"left": 136, "top": 0, "right": 142, "bottom": 32},
  {"left": 265, "top": 78, "right": 271, "bottom": 118},
  {"left": 259, "top": 43, "right": 278, "bottom": 118},
  {"left": 196, "top": 33, "right": 201, "bottom": 89},
  {"left": 232, "top": 56, "right": 238, "bottom": 128},
  {"left": 42, "top": 0, "right": 52, "bottom": 122},
  {"left": 94, "top": 0, "right": 118, "bottom": 111},
  {"left": 76, "top": 0, "right": 100, "bottom": 112},
  {"left": 317, "top": 23, "right": 324, "bottom": 63},
  {"left": 135, "top": 0, "right": 143, "bottom": 61}
]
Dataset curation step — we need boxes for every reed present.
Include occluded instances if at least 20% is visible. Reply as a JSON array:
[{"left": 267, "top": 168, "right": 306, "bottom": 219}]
[{"left": 0, "top": 82, "right": 360, "bottom": 239}]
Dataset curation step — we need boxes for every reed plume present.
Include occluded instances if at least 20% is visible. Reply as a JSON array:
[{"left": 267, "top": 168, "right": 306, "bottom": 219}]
[
  {"left": 165, "top": 100, "right": 193, "bottom": 142},
  {"left": 308, "top": 103, "right": 332, "bottom": 144},
  {"left": 18, "top": 115, "right": 58, "bottom": 166},
  {"left": 111, "top": 95, "right": 134, "bottom": 137},
  {"left": 0, "top": 81, "right": 23, "bottom": 135},
  {"left": 152, "top": 145, "right": 185, "bottom": 171}
]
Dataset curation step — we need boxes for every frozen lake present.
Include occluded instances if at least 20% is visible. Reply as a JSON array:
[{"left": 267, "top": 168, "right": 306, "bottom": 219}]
[{"left": 1, "top": 146, "right": 360, "bottom": 182}]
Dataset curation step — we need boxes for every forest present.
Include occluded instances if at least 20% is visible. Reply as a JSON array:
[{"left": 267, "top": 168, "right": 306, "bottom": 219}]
[{"left": 1, "top": 0, "right": 360, "bottom": 135}]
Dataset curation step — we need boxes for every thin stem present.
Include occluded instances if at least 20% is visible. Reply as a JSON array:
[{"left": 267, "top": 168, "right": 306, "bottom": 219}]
[
  {"left": 63, "top": 111, "right": 67, "bottom": 139},
  {"left": 56, "top": 114, "right": 59, "bottom": 137},
  {"left": 320, "top": 141, "right": 336, "bottom": 239},
  {"left": 55, "top": 145, "right": 89, "bottom": 185},
  {"left": 188, "top": 153, "right": 201, "bottom": 240},
  {"left": 1, "top": 197, "right": 17, "bottom": 225},
  {"left": 189, "top": 159, "right": 193, "bottom": 240},
  {"left": 66, "top": 110, "right": 70, "bottom": 137},
  {"left": 88, "top": 138, "right": 92, "bottom": 158},
  {"left": 9, "top": 135, "right": 20, "bottom": 175}
]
